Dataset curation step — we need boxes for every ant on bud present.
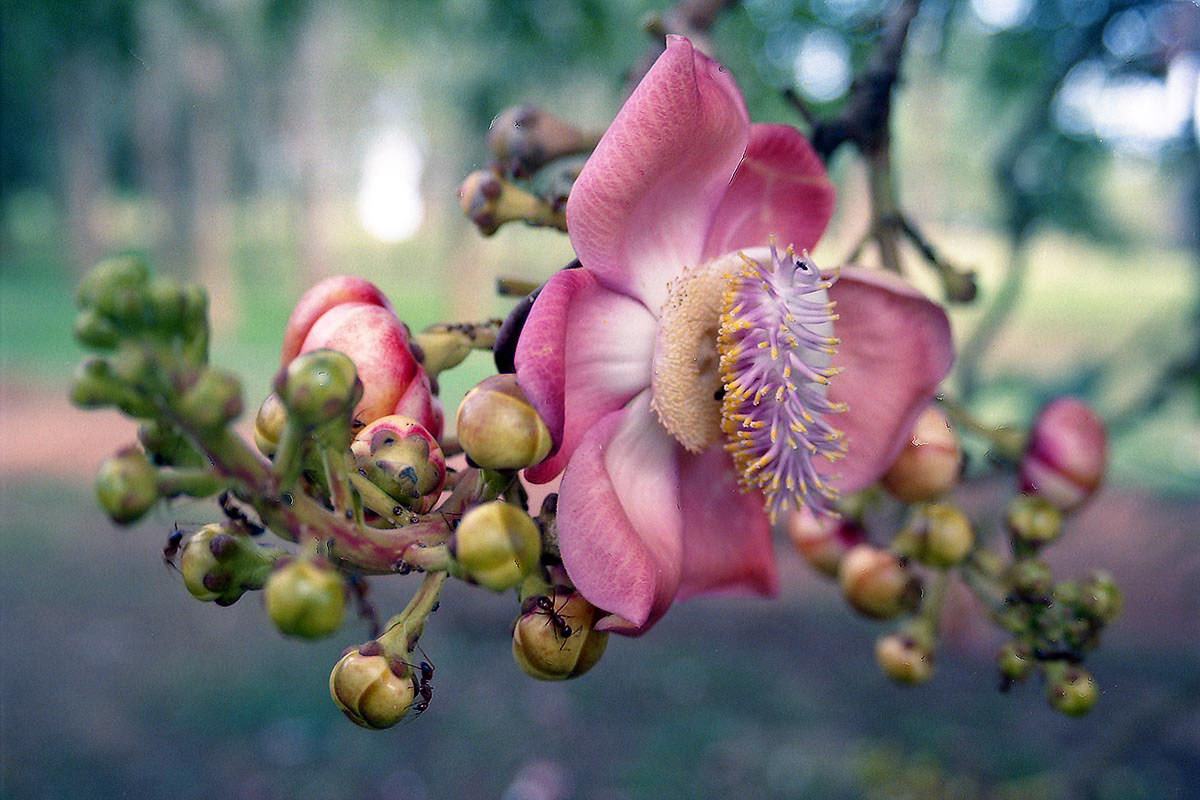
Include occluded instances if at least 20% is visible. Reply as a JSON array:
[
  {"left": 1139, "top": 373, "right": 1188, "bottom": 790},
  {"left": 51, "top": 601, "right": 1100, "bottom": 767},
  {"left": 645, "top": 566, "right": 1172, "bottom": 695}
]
[
  {"left": 528, "top": 594, "right": 573, "bottom": 646},
  {"left": 402, "top": 646, "right": 436, "bottom": 717},
  {"left": 162, "top": 524, "right": 184, "bottom": 571}
]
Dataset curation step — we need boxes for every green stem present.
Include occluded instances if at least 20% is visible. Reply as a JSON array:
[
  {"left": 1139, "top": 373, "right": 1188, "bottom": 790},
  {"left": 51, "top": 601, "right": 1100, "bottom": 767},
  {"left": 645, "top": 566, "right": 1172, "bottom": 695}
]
[
  {"left": 155, "top": 467, "right": 225, "bottom": 498},
  {"left": 322, "top": 446, "right": 354, "bottom": 517},
  {"left": 378, "top": 572, "right": 448, "bottom": 657},
  {"left": 938, "top": 395, "right": 1026, "bottom": 462},
  {"left": 867, "top": 150, "right": 904, "bottom": 274}
]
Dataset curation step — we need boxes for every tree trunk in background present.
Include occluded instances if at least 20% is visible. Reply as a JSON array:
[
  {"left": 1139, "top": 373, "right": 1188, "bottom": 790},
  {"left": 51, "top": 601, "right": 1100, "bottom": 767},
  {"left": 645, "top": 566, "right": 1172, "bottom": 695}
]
[
  {"left": 183, "top": 38, "right": 238, "bottom": 332},
  {"left": 53, "top": 48, "right": 110, "bottom": 275}
]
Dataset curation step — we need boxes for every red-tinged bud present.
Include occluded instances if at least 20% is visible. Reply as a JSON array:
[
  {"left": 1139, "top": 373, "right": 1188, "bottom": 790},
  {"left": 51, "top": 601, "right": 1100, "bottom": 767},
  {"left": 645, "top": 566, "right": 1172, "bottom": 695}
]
[
  {"left": 512, "top": 593, "right": 608, "bottom": 680},
  {"left": 254, "top": 393, "right": 287, "bottom": 457},
  {"left": 390, "top": 371, "right": 443, "bottom": 440},
  {"left": 1045, "top": 663, "right": 1098, "bottom": 716},
  {"left": 487, "top": 105, "right": 598, "bottom": 174},
  {"left": 881, "top": 405, "right": 962, "bottom": 502},
  {"left": 452, "top": 501, "right": 541, "bottom": 591},
  {"left": 786, "top": 506, "right": 865, "bottom": 577},
  {"left": 456, "top": 374, "right": 552, "bottom": 470},
  {"left": 875, "top": 632, "right": 934, "bottom": 685},
  {"left": 351, "top": 415, "right": 446, "bottom": 507},
  {"left": 95, "top": 446, "right": 159, "bottom": 524},
  {"left": 281, "top": 276, "right": 393, "bottom": 365},
  {"left": 297, "top": 302, "right": 432, "bottom": 428},
  {"left": 838, "top": 545, "right": 921, "bottom": 619},
  {"left": 1020, "top": 397, "right": 1106, "bottom": 513},
  {"left": 329, "top": 648, "right": 414, "bottom": 729},
  {"left": 894, "top": 503, "right": 974, "bottom": 568},
  {"left": 264, "top": 559, "right": 345, "bottom": 639},
  {"left": 997, "top": 640, "right": 1034, "bottom": 682},
  {"left": 275, "top": 349, "right": 362, "bottom": 428},
  {"left": 458, "top": 170, "right": 565, "bottom": 236},
  {"left": 1005, "top": 494, "right": 1062, "bottom": 548}
]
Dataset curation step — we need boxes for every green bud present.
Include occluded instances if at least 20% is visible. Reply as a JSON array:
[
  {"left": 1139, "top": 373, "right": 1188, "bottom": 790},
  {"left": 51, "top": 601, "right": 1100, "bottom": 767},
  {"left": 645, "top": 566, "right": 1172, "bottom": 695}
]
[
  {"left": 1045, "top": 664, "right": 1098, "bottom": 716},
  {"left": 109, "top": 343, "right": 153, "bottom": 384},
  {"left": 264, "top": 559, "right": 345, "bottom": 639},
  {"left": 1079, "top": 571, "right": 1122, "bottom": 623},
  {"left": 180, "top": 285, "right": 209, "bottom": 364},
  {"left": 77, "top": 255, "right": 149, "bottom": 324},
  {"left": 875, "top": 633, "right": 935, "bottom": 685},
  {"left": 254, "top": 393, "right": 288, "bottom": 457},
  {"left": 1006, "top": 494, "right": 1062, "bottom": 548},
  {"left": 146, "top": 275, "right": 187, "bottom": 332},
  {"left": 276, "top": 349, "right": 362, "bottom": 428},
  {"left": 512, "top": 593, "right": 608, "bottom": 681},
  {"left": 73, "top": 308, "right": 120, "bottom": 349},
  {"left": 412, "top": 330, "right": 472, "bottom": 376},
  {"left": 452, "top": 500, "right": 541, "bottom": 591},
  {"left": 329, "top": 648, "right": 415, "bottom": 729},
  {"left": 838, "top": 545, "right": 921, "bottom": 619},
  {"left": 95, "top": 446, "right": 159, "bottom": 524},
  {"left": 177, "top": 367, "right": 243, "bottom": 431},
  {"left": 179, "top": 524, "right": 276, "bottom": 605},
  {"left": 1009, "top": 559, "right": 1053, "bottom": 599},
  {"left": 456, "top": 374, "right": 552, "bottom": 470},
  {"left": 895, "top": 503, "right": 974, "bottom": 568},
  {"left": 138, "top": 420, "right": 204, "bottom": 468},
  {"left": 997, "top": 640, "right": 1034, "bottom": 681}
]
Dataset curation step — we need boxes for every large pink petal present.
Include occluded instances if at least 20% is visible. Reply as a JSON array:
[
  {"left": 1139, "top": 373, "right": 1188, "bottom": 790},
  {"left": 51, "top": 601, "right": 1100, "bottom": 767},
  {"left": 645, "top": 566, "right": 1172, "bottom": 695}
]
[
  {"left": 676, "top": 446, "right": 777, "bottom": 601},
  {"left": 514, "top": 269, "right": 657, "bottom": 484},
  {"left": 566, "top": 35, "right": 750, "bottom": 311},
  {"left": 819, "top": 267, "right": 955, "bottom": 492},
  {"left": 557, "top": 392, "right": 683, "bottom": 635},
  {"left": 702, "top": 123, "right": 835, "bottom": 260}
]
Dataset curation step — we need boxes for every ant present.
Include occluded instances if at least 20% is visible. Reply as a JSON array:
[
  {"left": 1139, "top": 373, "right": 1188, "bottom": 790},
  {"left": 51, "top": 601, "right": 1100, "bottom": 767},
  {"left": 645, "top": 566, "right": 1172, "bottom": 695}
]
[
  {"left": 162, "top": 524, "right": 184, "bottom": 571},
  {"left": 218, "top": 491, "right": 264, "bottom": 536},
  {"left": 405, "top": 647, "right": 435, "bottom": 716},
  {"left": 532, "top": 594, "right": 574, "bottom": 645}
]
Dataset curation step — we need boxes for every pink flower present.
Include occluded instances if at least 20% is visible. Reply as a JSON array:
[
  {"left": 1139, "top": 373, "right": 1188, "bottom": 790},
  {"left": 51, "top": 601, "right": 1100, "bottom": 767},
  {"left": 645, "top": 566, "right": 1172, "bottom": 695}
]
[{"left": 514, "top": 37, "right": 954, "bottom": 634}]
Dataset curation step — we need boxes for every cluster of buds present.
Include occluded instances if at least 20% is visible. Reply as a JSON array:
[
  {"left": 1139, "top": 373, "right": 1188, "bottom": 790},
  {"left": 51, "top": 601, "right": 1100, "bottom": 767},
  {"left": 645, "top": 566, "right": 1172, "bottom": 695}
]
[
  {"left": 787, "top": 397, "right": 1118, "bottom": 716},
  {"left": 73, "top": 257, "right": 613, "bottom": 732}
]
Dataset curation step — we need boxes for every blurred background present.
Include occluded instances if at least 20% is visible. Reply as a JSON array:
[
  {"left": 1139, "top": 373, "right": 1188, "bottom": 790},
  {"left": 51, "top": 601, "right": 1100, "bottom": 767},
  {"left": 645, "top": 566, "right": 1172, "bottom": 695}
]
[{"left": 1, "top": 0, "right": 1198, "bottom": 797}]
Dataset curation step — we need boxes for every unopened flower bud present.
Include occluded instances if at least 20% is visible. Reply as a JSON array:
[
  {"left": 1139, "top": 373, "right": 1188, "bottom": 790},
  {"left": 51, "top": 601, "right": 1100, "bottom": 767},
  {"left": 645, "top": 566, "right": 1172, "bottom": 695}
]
[
  {"left": 458, "top": 170, "right": 565, "bottom": 236},
  {"left": 838, "top": 545, "right": 920, "bottom": 619},
  {"left": 1005, "top": 494, "right": 1062, "bottom": 548},
  {"left": 146, "top": 275, "right": 187, "bottom": 332},
  {"left": 875, "top": 632, "right": 934, "bottom": 685},
  {"left": 95, "top": 446, "right": 159, "bottom": 524},
  {"left": 275, "top": 349, "right": 362, "bottom": 428},
  {"left": 351, "top": 415, "right": 446, "bottom": 506},
  {"left": 456, "top": 374, "right": 552, "bottom": 470},
  {"left": 452, "top": 500, "right": 541, "bottom": 591},
  {"left": 264, "top": 559, "right": 345, "bottom": 639},
  {"left": 881, "top": 406, "right": 962, "bottom": 502},
  {"left": 411, "top": 330, "right": 471, "bottom": 376},
  {"left": 1079, "top": 571, "right": 1121, "bottom": 623},
  {"left": 76, "top": 254, "right": 150, "bottom": 325},
  {"left": 1020, "top": 397, "right": 1106, "bottom": 513},
  {"left": 74, "top": 308, "right": 120, "bottom": 350},
  {"left": 487, "top": 105, "right": 598, "bottom": 174},
  {"left": 894, "top": 503, "right": 974, "bottom": 568},
  {"left": 996, "top": 640, "right": 1034, "bottom": 681},
  {"left": 178, "top": 367, "right": 243, "bottom": 431},
  {"left": 1045, "top": 664, "right": 1098, "bottom": 716},
  {"left": 280, "top": 275, "right": 393, "bottom": 365},
  {"left": 254, "top": 393, "right": 288, "bottom": 457},
  {"left": 1009, "top": 559, "right": 1052, "bottom": 600},
  {"left": 329, "top": 648, "right": 415, "bottom": 729},
  {"left": 512, "top": 593, "right": 608, "bottom": 680},
  {"left": 785, "top": 507, "right": 865, "bottom": 577},
  {"left": 179, "top": 524, "right": 275, "bottom": 605}
]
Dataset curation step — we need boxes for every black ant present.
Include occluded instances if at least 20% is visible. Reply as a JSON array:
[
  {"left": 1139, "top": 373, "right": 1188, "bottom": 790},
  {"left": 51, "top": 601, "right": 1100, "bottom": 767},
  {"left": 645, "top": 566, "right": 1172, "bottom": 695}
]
[
  {"left": 406, "top": 647, "right": 435, "bottom": 716},
  {"left": 532, "top": 594, "right": 574, "bottom": 645},
  {"left": 218, "top": 491, "right": 264, "bottom": 536},
  {"left": 162, "top": 524, "right": 184, "bottom": 571}
]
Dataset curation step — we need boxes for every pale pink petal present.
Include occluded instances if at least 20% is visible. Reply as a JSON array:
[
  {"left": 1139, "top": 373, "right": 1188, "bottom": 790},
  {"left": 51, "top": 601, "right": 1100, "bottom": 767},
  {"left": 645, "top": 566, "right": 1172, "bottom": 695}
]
[
  {"left": 676, "top": 446, "right": 777, "bottom": 601},
  {"left": 701, "top": 123, "right": 835, "bottom": 260},
  {"left": 557, "top": 392, "right": 683, "bottom": 634},
  {"left": 515, "top": 270, "right": 657, "bottom": 484},
  {"left": 819, "top": 267, "right": 954, "bottom": 492},
  {"left": 566, "top": 35, "right": 749, "bottom": 311}
]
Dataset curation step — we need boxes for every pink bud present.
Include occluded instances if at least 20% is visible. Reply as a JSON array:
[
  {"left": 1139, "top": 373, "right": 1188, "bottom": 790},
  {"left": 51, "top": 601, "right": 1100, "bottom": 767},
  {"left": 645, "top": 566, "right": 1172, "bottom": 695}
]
[
  {"left": 1020, "top": 397, "right": 1106, "bottom": 513},
  {"left": 281, "top": 276, "right": 393, "bottom": 365},
  {"left": 881, "top": 405, "right": 962, "bottom": 502},
  {"left": 390, "top": 371, "right": 443, "bottom": 440},
  {"left": 298, "top": 302, "right": 425, "bottom": 427},
  {"left": 352, "top": 415, "right": 446, "bottom": 510},
  {"left": 786, "top": 506, "right": 865, "bottom": 578}
]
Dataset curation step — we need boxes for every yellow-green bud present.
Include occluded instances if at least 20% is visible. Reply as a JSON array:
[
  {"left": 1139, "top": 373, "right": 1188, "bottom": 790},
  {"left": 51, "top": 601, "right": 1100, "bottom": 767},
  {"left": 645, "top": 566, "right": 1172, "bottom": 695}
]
[
  {"left": 512, "top": 593, "right": 608, "bottom": 681},
  {"left": 178, "top": 524, "right": 273, "bottom": 605},
  {"left": 412, "top": 330, "right": 471, "bottom": 376},
  {"left": 146, "top": 275, "right": 186, "bottom": 332},
  {"left": 1045, "top": 664, "right": 1098, "bottom": 716},
  {"left": 264, "top": 559, "right": 345, "bottom": 639},
  {"left": 895, "top": 503, "right": 974, "bottom": 568},
  {"left": 95, "top": 447, "right": 159, "bottom": 524},
  {"left": 329, "top": 648, "right": 415, "bottom": 729},
  {"left": 1079, "top": 571, "right": 1121, "bottom": 623},
  {"left": 838, "top": 545, "right": 920, "bottom": 620},
  {"left": 275, "top": 349, "right": 362, "bottom": 428},
  {"left": 76, "top": 254, "right": 150, "bottom": 325},
  {"left": 74, "top": 308, "right": 120, "bottom": 349},
  {"left": 997, "top": 640, "right": 1034, "bottom": 681},
  {"left": 875, "top": 633, "right": 935, "bottom": 685},
  {"left": 254, "top": 393, "right": 288, "bottom": 457},
  {"left": 1009, "top": 559, "right": 1052, "bottom": 599},
  {"left": 452, "top": 501, "right": 541, "bottom": 591},
  {"left": 456, "top": 374, "right": 552, "bottom": 470},
  {"left": 1006, "top": 494, "right": 1062, "bottom": 548},
  {"left": 178, "top": 367, "right": 243, "bottom": 431}
]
